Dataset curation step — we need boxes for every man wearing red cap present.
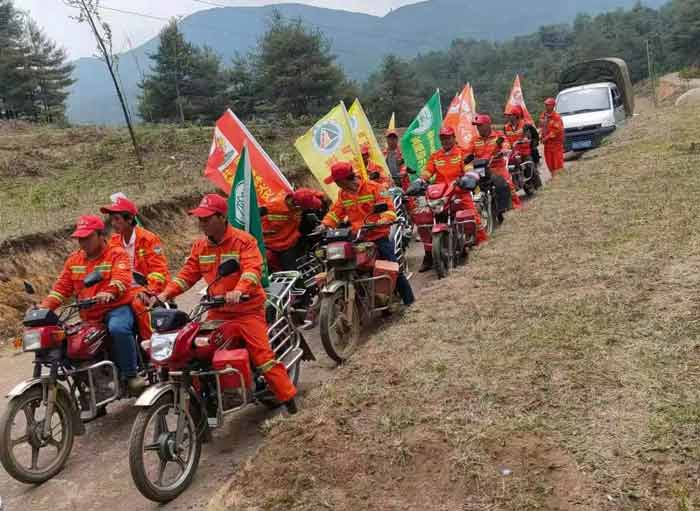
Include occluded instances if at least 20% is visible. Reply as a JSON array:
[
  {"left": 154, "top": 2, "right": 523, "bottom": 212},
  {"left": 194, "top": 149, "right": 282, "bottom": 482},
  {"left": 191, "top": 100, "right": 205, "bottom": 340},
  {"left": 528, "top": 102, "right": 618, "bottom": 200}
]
[
  {"left": 101, "top": 195, "right": 171, "bottom": 342},
  {"left": 361, "top": 144, "right": 392, "bottom": 190},
  {"left": 416, "top": 126, "right": 486, "bottom": 272},
  {"left": 40, "top": 215, "right": 145, "bottom": 393},
  {"left": 465, "top": 114, "right": 522, "bottom": 210},
  {"left": 539, "top": 98, "right": 565, "bottom": 176},
  {"left": 155, "top": 194, "right": 298, "bottom": 413},
  {"left": 319, "top": 162, "right": 414, "bottom": 305},
  {"left": 261, "top": 188, "right": 324, "bottom": 272}
]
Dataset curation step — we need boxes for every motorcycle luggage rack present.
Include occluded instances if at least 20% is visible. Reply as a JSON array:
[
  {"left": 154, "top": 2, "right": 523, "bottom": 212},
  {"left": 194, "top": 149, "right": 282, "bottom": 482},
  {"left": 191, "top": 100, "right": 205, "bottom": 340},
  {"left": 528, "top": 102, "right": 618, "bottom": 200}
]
[
  {"left": 65, "top": 360, "right": 119, "bottom": 421},
  {"left": 296, "top": 254, "right": 323, "bottom": 289}
]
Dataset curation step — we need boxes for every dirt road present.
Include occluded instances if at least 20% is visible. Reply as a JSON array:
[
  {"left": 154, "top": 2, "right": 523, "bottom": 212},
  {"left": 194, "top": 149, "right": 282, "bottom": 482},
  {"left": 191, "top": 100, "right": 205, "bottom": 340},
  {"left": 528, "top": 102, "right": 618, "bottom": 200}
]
[{"left": 0, "top": 163, "right": 554, "bottom": 510}]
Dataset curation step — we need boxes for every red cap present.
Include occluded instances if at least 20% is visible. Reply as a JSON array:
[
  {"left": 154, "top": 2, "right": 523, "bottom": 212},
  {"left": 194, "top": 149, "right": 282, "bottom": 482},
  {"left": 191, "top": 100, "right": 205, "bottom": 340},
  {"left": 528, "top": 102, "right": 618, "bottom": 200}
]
[
  {"left": 188, "top": 194, "right": 227, "bottom": 218},
  {"left": 360, "top": 143, "right": 370, "bottom": 155},
  {"left": 385, "top": 129, "right": 399, "bottom": 137},
  {"left": 473, "top": 114, "right": 492, "bottom": 126},
  {"left": 506, "top": 105, "right": 523, "bottom": 117},
  {"left": 100, "top": 196, "right": 138, "bottom": 216},
  {"left": 71, "top": 215, "right": 105, "bottom": 239},
  {"left": 324, "top": 162, "right": 355, "bottom": 184},
  {"left": 292, "top": 188, "right": 322, "bottom": 210},
  {"left": 544, "top": 97, "right": 556, "bottom": 106},
  {"left": 439, "top": 126, "right": 455, "bottom": 137}
]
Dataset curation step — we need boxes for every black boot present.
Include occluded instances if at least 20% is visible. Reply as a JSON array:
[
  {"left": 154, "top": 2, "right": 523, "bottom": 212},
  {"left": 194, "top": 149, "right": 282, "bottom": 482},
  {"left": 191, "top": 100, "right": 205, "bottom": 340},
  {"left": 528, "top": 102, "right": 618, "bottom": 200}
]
[
  {"left": 285, "top": 398, "right": 298, "bottom": 415},
  {"left": 419, "top": 253, "right": 433, "bottom": 273}
]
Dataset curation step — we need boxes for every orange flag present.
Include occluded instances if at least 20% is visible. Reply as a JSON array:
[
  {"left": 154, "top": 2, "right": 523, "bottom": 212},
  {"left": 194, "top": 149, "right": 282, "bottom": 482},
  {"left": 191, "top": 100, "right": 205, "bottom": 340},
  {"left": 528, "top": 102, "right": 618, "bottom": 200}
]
[
  {"left": 504, "top": 75, "right": 534, "bottom": 124},
  {"left": 450, "top": 85, "right": 478, "bottom": 149}
]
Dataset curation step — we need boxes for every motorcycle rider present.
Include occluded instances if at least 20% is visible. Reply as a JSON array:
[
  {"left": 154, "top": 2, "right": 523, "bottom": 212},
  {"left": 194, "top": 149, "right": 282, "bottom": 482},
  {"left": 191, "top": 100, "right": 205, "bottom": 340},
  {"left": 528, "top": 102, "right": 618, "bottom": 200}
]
[
  {"left": 465, "top": 114, "right": 522, "bottom": 210},
  {"left": 539, "top": 97, "right": 565, "bottom": 176},
  {"left": 154, "top": 194, "right": 298, "bottom": 413},
  {"left": 383, "top": 129, "right": 407, "bottom": 188},
  {"left": 261, "top": 188, "right": 323, "bottom": 272},
  {"left": 362, "top": 144, "right": 392, "bottom": 189},
  {"left": 415, "top": 126, "right": 486, "bottom": 272},
  {"left": 504, "top": 106, "right": 542, "bottom": 189},
  {"left": 101, "top": 195, "right": 170, "bottom": 341},
  {"left": 318, "top": 162, "right": 415, "bottom": 306},
  {"left": 40, "top": 215, "right": 146, "bottom": 393}
]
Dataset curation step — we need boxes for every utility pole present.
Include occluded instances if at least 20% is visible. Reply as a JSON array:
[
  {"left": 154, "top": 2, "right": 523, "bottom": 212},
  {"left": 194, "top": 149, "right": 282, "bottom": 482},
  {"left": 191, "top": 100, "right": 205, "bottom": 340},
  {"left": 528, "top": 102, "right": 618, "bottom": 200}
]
[
  {"left": 67, "top": 0, "right": 142, "bottom": 165},
  {"left": 646, "top": 39, "right": 657, "bottom": 108}
]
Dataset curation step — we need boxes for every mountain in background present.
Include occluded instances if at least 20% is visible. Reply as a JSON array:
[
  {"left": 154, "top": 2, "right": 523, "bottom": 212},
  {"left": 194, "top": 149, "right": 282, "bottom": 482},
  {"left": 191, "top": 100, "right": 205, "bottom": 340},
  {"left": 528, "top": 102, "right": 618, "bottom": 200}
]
[{"left": 68, "top": 0, "right": 666, "bottom": 124}]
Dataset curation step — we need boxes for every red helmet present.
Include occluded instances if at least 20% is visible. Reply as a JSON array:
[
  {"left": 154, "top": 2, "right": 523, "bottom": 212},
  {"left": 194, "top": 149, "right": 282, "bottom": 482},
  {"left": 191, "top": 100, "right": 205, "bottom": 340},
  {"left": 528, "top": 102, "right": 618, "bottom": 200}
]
[
  {"left": 439, "top": 126, "right": 455, "bottom": 137},
  {"left": 506, "top": 105, "right": 524, "bottom": 118},
  {"left": 472, "top": 114, "right": 492, "bottom": 126},
  {"left": 544, "top": 97, "right": 556, "bottom": 107}
]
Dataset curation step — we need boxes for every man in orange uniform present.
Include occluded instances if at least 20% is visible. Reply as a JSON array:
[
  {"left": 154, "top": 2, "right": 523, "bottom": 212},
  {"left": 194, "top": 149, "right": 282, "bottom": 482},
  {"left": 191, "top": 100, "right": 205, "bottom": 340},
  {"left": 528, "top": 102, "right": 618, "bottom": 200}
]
[
  {"left": 40, "top": 215, "right": 145, "bottom": 392},
  {"left": 101, "top": 195, "right": 170, "bottom": 341},
  {"left": 361, "top": 144, "right": 392, "bottom": 189},
  {"left": 155, "top": 194, "right": 298, "bottom": 413},
  {"left": 539, "top": 97, "right": 565, "bottom": 176},
  {"left": 465, "top": 114, "right": 522, "bottom": 210},
  {"left": 417, "top": 126, "right": 485, "bottom": 272},
  {"left": 261, "top": 188, "right": 322, "bottom": 272},
  {"left": 320, "top": 162, "right": 414, "bottom": 305}
]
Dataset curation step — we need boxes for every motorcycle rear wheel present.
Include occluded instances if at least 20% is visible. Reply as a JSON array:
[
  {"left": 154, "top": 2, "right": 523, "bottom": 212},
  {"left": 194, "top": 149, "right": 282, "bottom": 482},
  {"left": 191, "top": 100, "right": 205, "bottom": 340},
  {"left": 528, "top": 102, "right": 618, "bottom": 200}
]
[
  {"left": 432, "top": 231, "right": 449, "bottom": 279},
  {"left": 320, "top": 288, "right": 360, "bottom": 364},
  {"left": 129, "top": 393, "right": 201, "bottom": 503},
  {"left": 0, "top": 386, "right": 74, "bottom": 484}
]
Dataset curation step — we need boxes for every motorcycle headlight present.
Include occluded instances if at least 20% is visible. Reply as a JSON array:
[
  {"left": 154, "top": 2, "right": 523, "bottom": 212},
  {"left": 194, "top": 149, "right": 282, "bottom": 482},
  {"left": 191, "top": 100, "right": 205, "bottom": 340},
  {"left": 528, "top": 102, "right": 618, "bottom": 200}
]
[
  {"left": 428, "top": 198, "right": 447, "bottom": 213},
  {"left": 151, "top": 333, "right": 178, "bottom": 362},
  {"left": 22, "top": 330, "right": 42, "bottom": 352},
  {"left": 327, "top": 245, "right": 349, "bottom": 261}
]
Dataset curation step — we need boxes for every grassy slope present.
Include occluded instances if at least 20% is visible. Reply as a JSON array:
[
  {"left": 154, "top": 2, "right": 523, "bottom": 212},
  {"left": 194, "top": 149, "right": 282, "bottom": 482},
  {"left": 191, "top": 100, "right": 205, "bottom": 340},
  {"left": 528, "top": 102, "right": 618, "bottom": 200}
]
[
  {"left": 210, "top": 102, "right": 700, "bottom": 511},
  {"left": 0, "top": 122, "right": 309, "bottom": 242}
]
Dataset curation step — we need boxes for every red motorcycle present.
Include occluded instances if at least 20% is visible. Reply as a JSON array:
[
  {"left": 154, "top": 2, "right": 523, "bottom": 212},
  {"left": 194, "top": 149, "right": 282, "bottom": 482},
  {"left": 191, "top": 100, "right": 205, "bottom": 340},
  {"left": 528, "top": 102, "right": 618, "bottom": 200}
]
[
  {"left": 407, "top": 177, "right": 478, "bottom": 279},
  {"left": 0, "top": 271, "right": 153, "bottom": 484},
  {"left": 315, "top": 204, "right": 402, "bottom": 363},
  {"left": 508, "top": 141, "right": 542, "bottom": 197},
  {"left": 128, "top": 261, "right": 313, "bottom": 502}
]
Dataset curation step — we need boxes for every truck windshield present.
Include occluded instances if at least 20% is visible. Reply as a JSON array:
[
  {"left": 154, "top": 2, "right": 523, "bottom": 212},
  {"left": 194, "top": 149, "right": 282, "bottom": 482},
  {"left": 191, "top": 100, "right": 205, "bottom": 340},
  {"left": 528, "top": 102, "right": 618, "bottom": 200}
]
[{"left": 557, "top": 88, "right": 611, "bottom": 116}]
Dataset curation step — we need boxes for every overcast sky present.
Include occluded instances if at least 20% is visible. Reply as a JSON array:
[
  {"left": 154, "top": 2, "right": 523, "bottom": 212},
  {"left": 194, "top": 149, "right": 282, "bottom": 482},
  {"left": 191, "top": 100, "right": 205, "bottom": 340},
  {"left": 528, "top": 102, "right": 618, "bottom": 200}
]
[{"left": 14, "top": 0, "right": 419, "bottom": 59}]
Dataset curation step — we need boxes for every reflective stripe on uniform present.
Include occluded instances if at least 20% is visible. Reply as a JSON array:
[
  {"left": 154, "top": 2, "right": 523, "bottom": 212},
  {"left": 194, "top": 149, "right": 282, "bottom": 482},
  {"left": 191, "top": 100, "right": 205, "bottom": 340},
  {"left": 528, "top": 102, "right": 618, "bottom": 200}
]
[
  {"left": 240, "top": 272, "right": 260, "bottom": 286},
  {"left": 257, "top": 359, "right": 278, "bottom": 374},
  {"left": 147, "top": 272, "right": 166, "bottom": 283},
  {"left": 70, "top": 265, "right": 87, "bottom": 274},
  {"left": 199, "top": 255, "right": 216, "bottom": 264},
  {"left": 267, "top": 214, "right": 288, "bottom": 221},
  {"left": 49, "top": 290, "right": 65, "bottom": 302},
  {"left": 357, "top": 194, "right": 374, "bottom": 204},
  {"left": 110, "top": 280, "right": 126, "bottom": 293},
  {"left": 95, "top": 264, "right": 112, "bottom": 273},
  {"left": 173, "top": 277, "right": 189, "bottom": 291},
  {"left": 221, "top": 252, "right": 240, "bottom": 262},
  {"left": 327, "top": 212, "right": 339, "bottom": 223}
]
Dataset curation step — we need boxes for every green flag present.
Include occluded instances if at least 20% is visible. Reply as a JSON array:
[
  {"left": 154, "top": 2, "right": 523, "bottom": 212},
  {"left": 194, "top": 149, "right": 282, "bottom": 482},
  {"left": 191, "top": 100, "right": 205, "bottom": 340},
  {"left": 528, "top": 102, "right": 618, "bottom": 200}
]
[
  {"left": 228, "top": 144, "right": 270, "bottom": 287},
  {"left": 400, "top": 90, "right": 443, "bottom": 179}
]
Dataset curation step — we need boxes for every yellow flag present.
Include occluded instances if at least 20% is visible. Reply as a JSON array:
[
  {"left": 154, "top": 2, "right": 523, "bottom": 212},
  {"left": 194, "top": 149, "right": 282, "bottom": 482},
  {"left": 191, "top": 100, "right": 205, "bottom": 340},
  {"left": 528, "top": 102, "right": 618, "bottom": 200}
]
[
  {"left": 294, "top": 102, "right": 367, "bottom": 200},
  {"left": 388, "top": 112, "right": 396, "bottom": 131},
  {"left": 349, "top": 98, "right": 391, "bottom": 177}
]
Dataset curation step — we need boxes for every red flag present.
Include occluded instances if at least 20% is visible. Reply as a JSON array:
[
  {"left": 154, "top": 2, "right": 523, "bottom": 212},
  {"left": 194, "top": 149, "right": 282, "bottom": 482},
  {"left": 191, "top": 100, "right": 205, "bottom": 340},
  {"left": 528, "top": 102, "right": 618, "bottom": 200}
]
[
  {"left": 504, "top": 75, "right": 534, "bottom": 124},
  {"left": 444, "top": 85, "right": 478, "bottom": 149},
  {"left": 204, "top": 110, "right": 293, "bottom": 203}
]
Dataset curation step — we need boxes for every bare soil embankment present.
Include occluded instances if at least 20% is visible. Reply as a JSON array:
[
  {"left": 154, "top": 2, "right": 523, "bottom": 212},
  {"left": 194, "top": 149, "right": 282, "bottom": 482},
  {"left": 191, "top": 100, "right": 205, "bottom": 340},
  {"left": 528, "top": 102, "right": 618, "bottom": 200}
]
[{"left": 209, "top": 102, "right": 700, "bottom": 510}]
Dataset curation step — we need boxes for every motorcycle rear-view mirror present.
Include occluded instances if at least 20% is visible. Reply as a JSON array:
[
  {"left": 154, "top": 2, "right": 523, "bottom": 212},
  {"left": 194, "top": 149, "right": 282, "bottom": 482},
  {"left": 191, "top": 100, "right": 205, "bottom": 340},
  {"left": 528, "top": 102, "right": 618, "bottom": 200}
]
[
  {"left": 372, "top": 203, "right": 389, "bottom": 215},
  {"left": 258, "top": 206, "right": 269, "bottom": 217},
  {"left": 83, "top": 270, "right": 104, "bottom": 289},
  {"left": 133, "top": 271, "right": 148, "bottom": 287},
  {"left": 369, "top": 171, "right": 381, "bottom": 181},
  {"left": 23, "top": 281, "right": 36, "bottom": 295},
  {"left": 218, "top": 258, "right": 240, "bottom": 277}
]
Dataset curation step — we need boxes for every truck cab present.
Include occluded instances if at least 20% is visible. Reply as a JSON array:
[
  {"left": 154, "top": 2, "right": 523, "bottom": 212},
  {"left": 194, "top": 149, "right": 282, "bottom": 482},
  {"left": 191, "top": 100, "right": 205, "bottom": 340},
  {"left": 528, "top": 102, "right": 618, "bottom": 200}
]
[{"left": 557, "top": 58, "right": 634, "bottom": 152}]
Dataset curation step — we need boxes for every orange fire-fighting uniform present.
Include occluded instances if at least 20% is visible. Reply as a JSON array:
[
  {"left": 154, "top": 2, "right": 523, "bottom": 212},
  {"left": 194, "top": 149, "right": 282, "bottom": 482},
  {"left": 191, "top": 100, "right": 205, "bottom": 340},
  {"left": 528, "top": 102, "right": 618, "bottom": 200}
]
[
  {"left": 421, "top": 146, "right": 486, "bottom": 244},
  {"left": 322, "top": 180, "right": 397, "bottom": 241},
  {"left": 465, "top": 131, "right": 522, "bottom": 209},
  {"left": 540, "top": 111, "right": 565, "bottom": 175},
  {"left": 261, "top": 192, "right": 302, "bottom": 253},
  {"left": 40, "top": 245, "right": 134, "bottom": 322},
  {"left": 504, "top": 119, "right": 532, "bottom": 157},
  {"left": 161, "top": 225, "right": 296, "bottom": 403},
  {"left": 108, "top": 226, "right": 170, "bottom": 340}
]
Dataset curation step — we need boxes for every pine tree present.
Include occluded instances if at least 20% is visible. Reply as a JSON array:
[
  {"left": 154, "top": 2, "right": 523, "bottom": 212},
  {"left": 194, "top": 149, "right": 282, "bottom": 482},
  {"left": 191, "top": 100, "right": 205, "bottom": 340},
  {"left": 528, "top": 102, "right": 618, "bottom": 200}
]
[
  {"left": 364, "top": 54, "right": 423, "bottom": 126},
  {"left": 253, "top": 11, "right": 345, "bottom": 117},
  {"left": 0, "top": 0, "right": 29, "bottom": 119}
]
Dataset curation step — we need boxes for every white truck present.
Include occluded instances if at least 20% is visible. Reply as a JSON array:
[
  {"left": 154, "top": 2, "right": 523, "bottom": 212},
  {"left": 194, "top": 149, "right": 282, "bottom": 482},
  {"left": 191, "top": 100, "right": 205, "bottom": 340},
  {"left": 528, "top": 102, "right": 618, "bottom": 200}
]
[{"left": 556, "top": 58, "right": 634, "bottom": 152}]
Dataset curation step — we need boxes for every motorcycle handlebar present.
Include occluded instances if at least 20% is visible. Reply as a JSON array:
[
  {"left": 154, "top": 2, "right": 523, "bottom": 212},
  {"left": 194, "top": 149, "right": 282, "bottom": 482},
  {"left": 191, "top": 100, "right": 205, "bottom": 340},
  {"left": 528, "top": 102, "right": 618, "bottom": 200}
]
[
  {"left": 76, "top": 298, "right": 98, "bottom": 310},
  {"left": 200, "top": 294, "right": 250, "bottom": 307}
]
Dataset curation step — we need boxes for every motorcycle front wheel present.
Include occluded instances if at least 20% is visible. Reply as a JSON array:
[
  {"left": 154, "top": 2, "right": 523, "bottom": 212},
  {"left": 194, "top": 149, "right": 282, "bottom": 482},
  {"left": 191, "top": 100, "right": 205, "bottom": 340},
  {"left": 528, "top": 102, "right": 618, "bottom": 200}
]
[
  {"left": 319, "top": 288, "right": 360, "bottom": 364},
  {"left": 0, "top": 386, "right": 74, "bottom": 484},
  {"left": 431, "top": 231, "right": 449, "bottom": 279},
  {"left": 129, "top": 393, "right": 202, "bottom": 503}
]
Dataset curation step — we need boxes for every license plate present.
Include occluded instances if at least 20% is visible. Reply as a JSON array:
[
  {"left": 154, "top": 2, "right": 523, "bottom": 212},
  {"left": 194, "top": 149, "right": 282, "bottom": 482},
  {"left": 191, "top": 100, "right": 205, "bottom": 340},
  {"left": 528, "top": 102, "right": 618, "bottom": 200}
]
[{"left": 572, "top": 139, "right": 592, "bottom": 150}]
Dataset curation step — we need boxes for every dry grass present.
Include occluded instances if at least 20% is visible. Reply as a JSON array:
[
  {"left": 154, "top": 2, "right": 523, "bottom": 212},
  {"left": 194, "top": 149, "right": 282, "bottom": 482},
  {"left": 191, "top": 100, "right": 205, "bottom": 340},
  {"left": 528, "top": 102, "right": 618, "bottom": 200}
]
[
  {"left": 0, "top": 121, "right": 311, "bottom": 242},
  {"left": 209, "top": 101, "right": 700, "bottom": 510}
]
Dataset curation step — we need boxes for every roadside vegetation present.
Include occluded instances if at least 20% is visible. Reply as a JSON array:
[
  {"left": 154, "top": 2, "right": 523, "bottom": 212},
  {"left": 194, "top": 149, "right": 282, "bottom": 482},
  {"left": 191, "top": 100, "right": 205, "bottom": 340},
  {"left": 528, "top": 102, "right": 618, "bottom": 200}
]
[{"left": 209, "top": 100, "right": 700, "bottom": 510}]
